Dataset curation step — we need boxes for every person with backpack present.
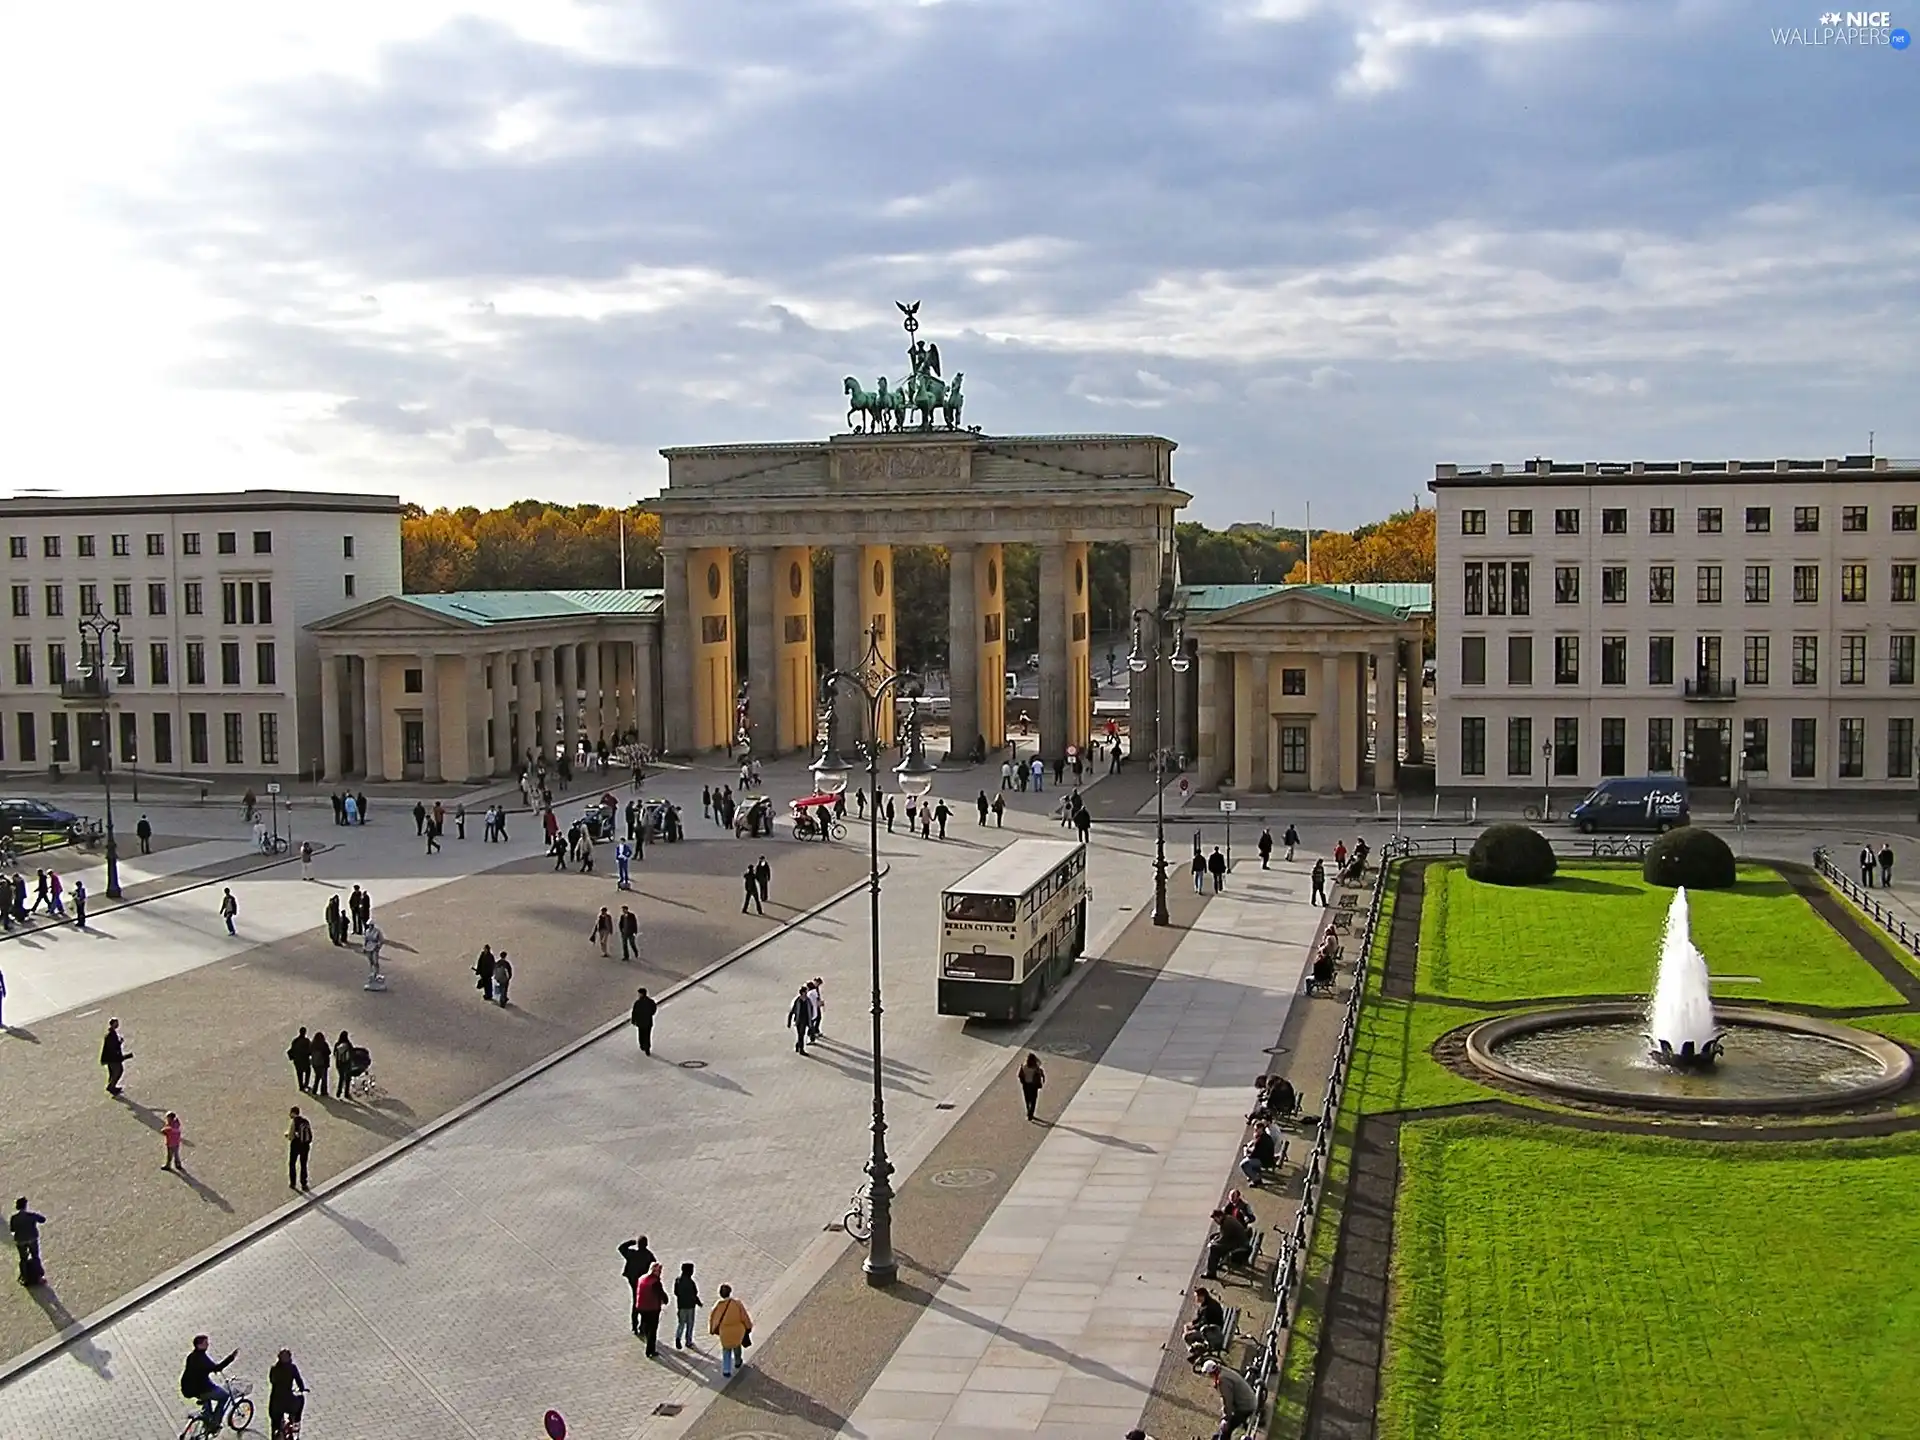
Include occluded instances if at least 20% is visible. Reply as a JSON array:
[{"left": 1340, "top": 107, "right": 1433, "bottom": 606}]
[
  {"left": 1017, "top": 1052, "right": 1046, "bottom": 1121},
  {"left": 219, "top": 887, "right": 238, "bottom": 936},
  {"left": 286, "top": 1107, "right": 313, "bottom": 1190}
]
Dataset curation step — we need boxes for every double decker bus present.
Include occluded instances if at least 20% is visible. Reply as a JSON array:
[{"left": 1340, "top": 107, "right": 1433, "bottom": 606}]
[{"left": 938, "top": 838, "right": 1089, "bottom": 1020}]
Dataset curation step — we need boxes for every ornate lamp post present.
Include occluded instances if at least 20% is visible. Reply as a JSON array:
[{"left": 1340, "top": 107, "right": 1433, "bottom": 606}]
[
  {"left": 75, "top": 610, "right": 128, "bottom": 899},
  {"left": 811, "top": 618, "right": 937, "bottom": 1288},
  {"left": 1540, "top": 737, "right": 1553, "bottom": 821},
  {"left": 1127, "top": 607, "right": 1189, "bottom": 927}
]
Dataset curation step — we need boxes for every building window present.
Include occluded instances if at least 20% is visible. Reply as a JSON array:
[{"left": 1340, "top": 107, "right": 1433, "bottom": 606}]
[
  {"left": 78, "top": 583, "right": 98, "bottom": 616},
  {"left": 1744, "top": 565, "right": 1771, "bottom": 603},
  {"left": 184, "top": 582, "right": 202, "bottom": 616},
  {"left": 1601, "top": 566, "right": 1626, "bottom": 604},
  {"left": 1839, "top": 634, "right": 1866, "bottom": 685},
  {"left": 1554, "top": 508, "right": 1580, "bottom": 535},
  {"left": 146, "top": 533, "right": 165, "bottom": 556},
  {"left": 1509, "top": 509, "right": 1533, "bottom": 535},
  {"left": 44, "top": 584, "right": 63, "bottom": 617},
  {"left": 1893, "top": 564, "right": 1917, "bottom": 602},
  {"left": 1842, "top": 505, "right": 1868, "bottom": 532},
  {"left": 222, "top": 582, "right": 237, "bottom": 626},
  {"left": 7, "top": 536, "right": 24, "bottom": 558},
  {"left": 183, "top": 532, "right": 201, "bottom": 555},
  {"left": 1744, "top": 635, "right": 1770, "bottom": 686},
  {"left": 343, "top": 574, "right": 356, "bottom": 598},
  {"left": 1745, "top": 507, "right": 1771, "bottom": 533},
  {"left": 1893, "top": 505, "right": 1917, "bottom": 533},
  {"left": 1838, "top": 717, "right": 1865, "bottom": 778},
  {"left": 1507, "top": 635, "right": 1531, "bottom": 686},
  {"left": 1460, "top": 509, "right": 1486, "bottom": 535},
  {"left": 118, "top": 711, "right": 137, "bottom": 764},
  {"left": 12, "top": 644, "right": 31, "bottom": 685},
  {"left": 1794, "top": 506, "right": 1819, "bottom": 533},
  {"left": 1510, "top": 562, "right": 1531, "bottom": 615},
  {"left": 223, "top": 712, "right": 245, "bottom": 765},
  {"left": 150, "top": 642, "right": 169, "bottom": 685},
  {"left": 1460, "top": 717, "right": 1487, "bottom": 775},
  {"left": 1280, "top": 667, "right": 1306, "bottom": 695},
  {"left": 189, "top": 712, "right": 210, "bottom": 766},
  {"left": 1696, "top": 566, "right": 1722, "bottom": 604},
  {"left": 1892, "top": 634, "right": 1916, "bottom": 686},
  {"left": 1648, "top": 717, "right": 1674, "bottom": 772},
  {"left": 76, "top": 535, "right": 95, "bottom": 558},
  {"left": 217, "top": 531, "right": 237, "bottom": 555},
  {"left": 403, "top": 667, "right": 423, "bottom": 693},
  {"left": 1602, "top": 508, "right": 1627, "bottom": 535},
  {"left": 50, "top": 712, "right": 70, "bottom": 764},
  {"left": 1648, "top": 566, "right": 1674, "bottom": 604},
  {"left": 1460, "top": 636, "right": 1487, "bottom": 685},
  {"left": 1600, "top": 718, "right": 1626, "bottom": 776},
  {"left": 42, "top": 536, "right": 61, "bottom": 559},
  {"left": 220, "top": 643, "right": 241, "bottom": 686},
  {"left": 143, "top": 582, "right": 165, "bottom": 617},
  {"left": 1891, "top": 718, "right": 1916, "bottom": 778},
  {"left": 152, "top": 712, "right": 173, "bottom": 766},
  {"left": 110, "top": 533, "right": 130, "bottom": 557},
  {"left": 1554, "top": 635, "right": 1579, "bottom": 685},
  {"left": 15, "top": 713, "right": 34, "bottom": 762},
  {"left": 1553, "top": 718, "right": 1579, "bottom": 776},
  {"left": 256, "top": 642, "right": 277, "bottom": 686},
  {"left": 1649, "top": 507, "right": 1674, "bottom": 534},
  {"left": 1792, "top": 565, "right": 1819, "bottom": 603},
  {"left": 112, "top": 582, "right": 132, "bottom": 617},
  {"left": 1487, "top": 562, "right": 1507, "bottom": 616},
  {"left": 259, "top": 712, "right": 280, "bottom": 766},
  {"left": 252, "top": 530, "right": 273, "bottom": 554},
  {"left": 9, "top": 584, "right": 26, "bottom": 618},
  {"left": 1840, "top": 564, "right": 1867, "bottom": 603},
  {"left": 1792, "top": 634, "right": 1818, "bottom": 685},
  {"left": 1601, "top": 636, "right": 1627, "bottom": 686},
  {"left": 1555, "top": 566, "right": 1580, "bottom": 604},
  {"left": 1463, "top": 562, "right": 1483, "bottom": 616},
  {"left": 47, "top": 644, "right": 66, "bottom": 685},
  {"left": 1649, "top": 635, "right": 1675, "bottom": 686},
  {"left": 343, "top": 535, "right": 357, "bottom": 558},
  {"left": 186, "top": 642, "right": 206, "bottom": 686},
  {"left": 1697, "top": 507, "right": 1722, "bottom": 534},
  {"left": 1507, "top": 717, "right": 1533, "bottom": 776},
  {"left": 1279, "top": 725, "right": 1308, "bottom": 775},
  {"left": 1743, "top": 718, "right": 1769, "bottom": 774}
]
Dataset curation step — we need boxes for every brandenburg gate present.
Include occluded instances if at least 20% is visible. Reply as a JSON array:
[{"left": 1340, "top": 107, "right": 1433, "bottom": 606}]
[{"left": 649, "top": 307, "right": 1188, "bottom": 762}]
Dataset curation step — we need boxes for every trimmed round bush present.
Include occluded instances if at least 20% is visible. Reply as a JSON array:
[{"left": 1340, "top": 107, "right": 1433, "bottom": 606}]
[
  {"left": 1466, "top": 823, "right": 1557, "bottom": 886},
  {"left": 1642, "top": 825, "right": 1736, "bottom": 890}
]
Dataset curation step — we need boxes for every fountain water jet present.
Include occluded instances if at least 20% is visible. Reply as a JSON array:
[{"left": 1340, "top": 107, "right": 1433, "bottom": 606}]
[{"left": 1647, "top": 887, "right": 1721, "bottom": 1067}]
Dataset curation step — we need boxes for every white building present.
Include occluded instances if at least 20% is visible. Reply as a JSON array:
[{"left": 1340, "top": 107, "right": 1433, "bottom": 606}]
[
  {"left": 1430, "top": 457, "right": 1920, "bottom": 796},
  {"left": 0, "top": 490, "right": 402, "bottom": 782}
]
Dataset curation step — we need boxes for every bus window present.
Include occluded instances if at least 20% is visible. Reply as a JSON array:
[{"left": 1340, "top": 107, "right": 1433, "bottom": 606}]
[
  {"left": 944, "top": 951, "right": 1015, "bottom": 981},
  {"left": 945, "top": 893, "right": 1016, "bottom": 924}
]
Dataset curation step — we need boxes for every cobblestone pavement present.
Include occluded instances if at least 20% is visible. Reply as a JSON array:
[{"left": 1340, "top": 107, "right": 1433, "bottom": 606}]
[{"left": 0, "top": 823, "right": 1130, "bottom": 1440}]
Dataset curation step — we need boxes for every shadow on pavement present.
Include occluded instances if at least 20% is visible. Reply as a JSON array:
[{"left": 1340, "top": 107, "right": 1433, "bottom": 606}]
[
  {"left": 27, "top": 1284, "right": 115, "bottom": 1380},
  {"left": 312, "top": 1201, "right": 404, "bottom": 1265}
]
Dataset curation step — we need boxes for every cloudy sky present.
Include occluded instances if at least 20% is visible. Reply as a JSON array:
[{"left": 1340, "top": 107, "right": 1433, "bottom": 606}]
[{"left": 6, "top": 0, "right": 1916, "bottom": 526}]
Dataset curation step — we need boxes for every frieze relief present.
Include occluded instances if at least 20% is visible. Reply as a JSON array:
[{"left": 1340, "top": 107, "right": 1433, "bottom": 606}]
[
  {"left": 833, "top": 445, "right": 969, "bottom": 488},
  {"left": 659, "top": 502, "right": 1171, "bottom": 542}
]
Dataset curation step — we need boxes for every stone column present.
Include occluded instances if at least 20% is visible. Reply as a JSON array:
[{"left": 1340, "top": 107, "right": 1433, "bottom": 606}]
[
  {"left": 584, "top": 640, "right": 603, "bottom": 743},
  {"left": 1375, "top": 644, "right": 1399, "bottom": 793},
  {"left": 660, "top": 548, "right": 692, "bottom": 755},
  {"left": 347, "top": 655, "right": 367, "bottom": 777},
  {"left": 1316, "top": 652, "right": 1341, "bottom": 794},
  {"left": 605, "top": 642, "right": 625, "bottom": 737},
  {"left": 634, "top": 632, "right": 659, "bottom": 752},
  {"left": 362, "top": 653, "right": 386, "bottom": 781},
  {"left": 1403, "top": 640, "right": 1424, "bottom": 763},
  {"left": 464, "top": 652, "right": 489, "bottom": 782},
  {"left": 556, "top": 641, "right": 576, "bottom": 749},
  {"left": 320, "top": 654, "right": 343, "bottom": 781},
  {"left": 421, "top": 652, "right": 443, "bottom": 782},
  {"left": 832, "top": 543, "right": 861, "bottom": 752},
  {"left": 746, "top": 547, "right": 779, "bottom": 758},
  {"left": 491, "top": 650, "right": 512, "bottom": 776},
  {"left": 947, "top": 541, "right": 978, "bottom": 763},
  {"left": 1197, "top": 645, "right": 1230, "bottom": 791},
  {"left": 1037, "top": 542, "right": 1069, "bottom": 760},
  {"left": 535, "top": 643, "right": 554, "bottom": 759},
  {"left": 1238, "top": 650, "right": 1269, "bottom": 791},
  {"left": 1128, "top": 542, "right": 1162, "bottom": 761},
  {"left": 1173, "top": 637, "right": 1196, "bottom": 765}
]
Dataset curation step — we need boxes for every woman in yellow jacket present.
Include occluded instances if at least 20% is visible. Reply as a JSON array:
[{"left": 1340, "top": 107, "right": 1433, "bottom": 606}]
[{"left": 709, "top": 1284, "right": 752, "bottom": 1378}]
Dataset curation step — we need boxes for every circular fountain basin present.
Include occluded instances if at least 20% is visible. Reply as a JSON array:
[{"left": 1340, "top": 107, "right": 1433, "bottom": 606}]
[{"left": 1464, "top": 1006, "right": 1913, "bottom": 1113}]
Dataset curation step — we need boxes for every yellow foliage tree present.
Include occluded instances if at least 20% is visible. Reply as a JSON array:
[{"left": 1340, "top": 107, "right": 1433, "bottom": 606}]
[
  {"left": 401, "top": 503, "right": 661, "bottom": 593},
  {"left": 1284, "top": 506, "right": 1435, "bottom": 585}
]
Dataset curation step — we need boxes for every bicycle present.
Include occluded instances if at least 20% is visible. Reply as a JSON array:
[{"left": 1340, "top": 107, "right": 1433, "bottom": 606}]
[
  {"left": 179, "top": 1378, "right": 255, "bottom": 1438},
  {"left": 843, "top": 1184, "right": 872, "bottom": 1245},
  {"left": 271, "top": 1389, "right": 310, "bottom": 1440}
]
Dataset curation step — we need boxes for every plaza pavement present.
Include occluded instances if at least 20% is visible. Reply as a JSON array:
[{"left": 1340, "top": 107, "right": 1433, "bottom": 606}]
[{"left": 0, "top": 817, "right": 1136, "bottom": 1439}]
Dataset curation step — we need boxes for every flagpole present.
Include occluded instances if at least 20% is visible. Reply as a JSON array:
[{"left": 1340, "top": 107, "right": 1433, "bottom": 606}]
[
  {"left": 1305, "top": 502, "right": 1312, "bottom": 584},
  {"left": 619, "top": 512, "right": 628, "bottom": 590}
]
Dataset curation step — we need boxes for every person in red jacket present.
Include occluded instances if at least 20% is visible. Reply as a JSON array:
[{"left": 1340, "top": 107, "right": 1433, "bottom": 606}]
[{"left": 633, "top": 1261, "right": 668, "bottom": 1358}]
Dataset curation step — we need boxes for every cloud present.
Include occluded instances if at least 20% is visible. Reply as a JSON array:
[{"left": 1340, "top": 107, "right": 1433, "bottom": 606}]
[
  {"left": 1552, "top": 371, "right": 1649, "bottom": 397},
  {"left": 455, "top": 425, "right": 509, "bottom": 461}
]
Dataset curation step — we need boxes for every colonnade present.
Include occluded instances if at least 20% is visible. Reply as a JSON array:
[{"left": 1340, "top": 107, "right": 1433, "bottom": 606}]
[{"left": 1193, "top": 643, "right": 1411, "bottom": 795}]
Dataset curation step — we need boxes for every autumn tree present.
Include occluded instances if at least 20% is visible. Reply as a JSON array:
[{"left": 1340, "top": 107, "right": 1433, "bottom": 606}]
[{"left": 1283, "top": 507, "right": 1434, "bottom": 585}]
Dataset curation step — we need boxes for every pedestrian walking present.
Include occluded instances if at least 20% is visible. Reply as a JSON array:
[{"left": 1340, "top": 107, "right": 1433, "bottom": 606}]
[
  {"left": 634, "top": 1262, "right": 668, "bottom": 1358},
  {"left": 701, "top": 784, "right": 712, "bottom": 820},
  {"left": 332, "top": 1033, "right": 354, "bottom": 1099},
  {"left": 807, "top": 978, "right": 824, "bottom": 1041},
  {"left": 1191, "top": 848, "right": 1207, "bottom": 894},
  {"left": 162, "top": 1111, "right": 183, "bottom": 1172},
  {"left": 1284, "top": 823, "right": 1299, "bottom": 862},
  {"left": 300, "top": 841, "right": 314, "bottom": 880},
  {"left": 591, "top": 906, "right": 615, "bottom": 955},
  {"left": 1208, "top": 846, "right": 1227, "bottom": 893},
  {"left": 977, "top": 790, "right": 990, "bottom": 825},
  {"left": 325, "top": 894, "right": 344, "bottom": 945},
  {"left": 1311, "top": 858, "right": 1328, "bottom": 907},
  {"left": 47, "top": 871, "right": 63, "bottom": 916},
  {"left": 710, "top": 1285, "right": 752, "bottom": 1377},
  {"left": 71, "top": 881, "right": 87, "bottom": 928},
  {"left": 454, "top": 803, "right": 466, "bottom": 841},
  {"left": 425, "top": 817, "right": 441, "bottom": 854},
  {"left": 1000, "top": 759, "right": 1013, "bottom": 790},
  {"left": 992, "top": 793, "right": 1006, "bottom": 827},
  {"left": 616, "top": 838, "right": 633, "bottom": 890},
  {"left": 1074, "top": 805, "right": 1091, "bottom": 843},
  {"left": 618, "top": 906, "right": 639, "bottom": 961},
  {"left": 619, "top": 1236, "right": 656, "bottom": 1334},
  {"left": 136, "top": 814, "right": 153, "bottom": 854},
  {"left": 673, "top": 1262, "right": 702, "bottom": 1349},
  {"left": 631, "top": 988, "right": 657, "bottom": 1054},
  {"left": 492, "top": 952, "right": 513, "bottom": 1005},
  {"left": 1880, "top": 843, "right": 1895, "bottom": 887},
  {"left": 11, "top": 1198, "right": 48, "bottom": 1287},
  {"left": 742, "top": 868, "right": 764, "bottom": 915},
  {"left": 310, "top": 1032, "right": 330, "bottom": 1096},
  {"left": 934, "top": 800, "right": 951, "bottom": 838},
  {"left": 1018, "top": 1052, "right": 1046, "bottom": 1121},
  {"left": 289, "top": 1027, "right": 313, "bottom": 1092},
  {"left": 920, "top": 807, "right": 932, "bottom": 840},
  {"left": 287, "top": 1107, "right": 312, "bottom": 1190},
  {"left": 219, "top": 887, "right": 238, "bottom": 935},
  {"left": 474, "top": 944, "right": 496, "bottom": 997},
  {"left": 755, "top": 855, "right": 771, "bottom": 905},
  {"left": 1258, "top": 828, "right": 1273, "bottom": 869},
  {"left": 789, "top": 985, "right": 813, "bottom": 1054},
  {"left": 884, "top": 796, "right": 896, "bottom": 833},
  {"left": 0, "top": 967, "right": 7, "bottom": 1030},
  {"left": 100, "top": 1018, "right": 129, "bottom": 1095},
  {"left": 412, "top": 801, "right": 427, "bottom": 837},
  {"left": 1031, "top": 756, "right": 1045, "bottom": 792},
  {"left": 1860, "top": 845, "right": 1875, "bottom": 887}
]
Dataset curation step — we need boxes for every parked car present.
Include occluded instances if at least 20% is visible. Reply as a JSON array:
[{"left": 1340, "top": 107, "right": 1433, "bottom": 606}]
[
  {"left": 1569, "top": 778, "right": 1690, "bottom": 833},
  {"left": 0, "top": 797, "right": 83, "bottom": 835}
]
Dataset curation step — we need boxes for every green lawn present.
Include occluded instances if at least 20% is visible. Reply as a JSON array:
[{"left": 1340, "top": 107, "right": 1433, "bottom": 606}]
[
  {"left": 1417, "top": 861, "right": 1903, "bottom": 1007},
  {"left": 1860, "top": 1011, "right": 1920, "bottom": 1049},
  {"left": 1382, "top": 1116, "right": 1920, "bottom": 1440}
]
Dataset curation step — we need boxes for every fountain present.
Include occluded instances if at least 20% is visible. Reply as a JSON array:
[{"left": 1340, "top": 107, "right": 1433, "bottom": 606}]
[{"left": 1646, "top": 889, "right": 1721, "bottom": 1067}]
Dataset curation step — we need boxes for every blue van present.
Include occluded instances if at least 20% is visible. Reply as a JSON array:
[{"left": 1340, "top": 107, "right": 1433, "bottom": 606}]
[{"left": 1569, "top": 777, "right": 1690, "bottom": 833}]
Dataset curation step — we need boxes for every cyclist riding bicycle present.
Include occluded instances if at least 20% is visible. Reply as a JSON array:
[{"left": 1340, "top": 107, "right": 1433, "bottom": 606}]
[
  {"left": 268, "top": 1348, "right": 308, "bottom": 1438},
  {"left": 180, "top": 1335, "right": 238, "bottom": 1433}
]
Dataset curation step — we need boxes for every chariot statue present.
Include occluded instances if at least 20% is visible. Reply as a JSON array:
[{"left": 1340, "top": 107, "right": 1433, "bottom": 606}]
[{"left": 841, "top": 302, "right": 970, "bottom": 434}]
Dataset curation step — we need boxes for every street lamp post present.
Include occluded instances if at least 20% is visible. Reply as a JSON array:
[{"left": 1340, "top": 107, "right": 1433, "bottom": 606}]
[
  {"left": 811, "top": 619, "right": 937, "bottom": 1288},
  {"left": 75, "top": 610, "right": 128, "bottom": 899},
  {"left": 1127, "top": 607, "right": 1190, "bottom": 927},
  {"left": 1540, "top": 737, "right": 1553, "bottom": 821}
]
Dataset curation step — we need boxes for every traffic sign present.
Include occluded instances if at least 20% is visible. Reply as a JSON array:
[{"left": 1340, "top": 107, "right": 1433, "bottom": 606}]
[
  {"left": 1179, "top": 777, "right": 1190, "bottom": 794},
  {"left": 544, "top": 1411, "right": 567, "bottom": 1439},
  {"left": 1220, "top": 799, "right": 1237, "bottom": 812},
  {"left": 266, "top": 783, "right": 282, "bottom": 795}
]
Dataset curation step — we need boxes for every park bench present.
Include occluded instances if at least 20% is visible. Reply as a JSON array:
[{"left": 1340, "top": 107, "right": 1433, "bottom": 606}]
[{"left": 1190, "top": 1303, "right": 1243, "bottom": 1371}]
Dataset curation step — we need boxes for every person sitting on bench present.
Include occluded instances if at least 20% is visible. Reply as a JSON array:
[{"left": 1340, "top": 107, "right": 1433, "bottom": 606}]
[
  {"left": 1199, "top": 1359, "right": 1259, "bottom": 1440},
  {"left": 1308, "top": 951, "right": 1337, "bottom": 994},
  {"left": 1185, "top": 1285, "right": 1227, "bottom": 1359},
  {"left": 1205, "top": 1206, "right": 1253, "bottom": 1278},
  {"left": 1238, "top": 1126, "right": 1278, "bottom": 1187},
  {"left": 1223, "top": 1188, "right": 1257, "bottom": 1229},
  {"left": 1253, "top": 1074, "right": 1298, "bottom": 1123}
]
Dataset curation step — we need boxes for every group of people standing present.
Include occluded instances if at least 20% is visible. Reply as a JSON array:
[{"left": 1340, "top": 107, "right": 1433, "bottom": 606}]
[
  {"left": 786, "top": 978, "right": 827, "bottom": 1053},
  {"left": 471, "top": 945, "right": 516, "bottom": 1005},
  {"left": 1859, "top": 843, "right": 1897, "bottom": 888},
  {"left": 286, "top": 1026, "right": 371, "bottom": 1106},
  {"left": 327, "top": 790, "right": 370, "bottom": 826},
  {"left": 322, "top": 885, "right": 375, "bottom": 946},
  {"left": 617, "top": 1235, "right": 754, "bottom": 1376},
  {"left": 1, "top": 869, "right": 87, "bottom": 928}
]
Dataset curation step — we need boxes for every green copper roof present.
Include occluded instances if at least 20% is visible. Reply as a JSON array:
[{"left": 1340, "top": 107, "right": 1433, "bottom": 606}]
[
  {"left": 1177, "top": 582, "right": 1432, "bottom": 620},
  {"left": 402, "top": 589, "right": 664, "bottom": 625}
]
